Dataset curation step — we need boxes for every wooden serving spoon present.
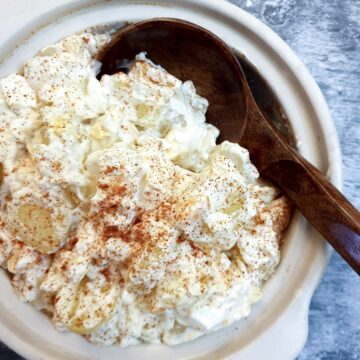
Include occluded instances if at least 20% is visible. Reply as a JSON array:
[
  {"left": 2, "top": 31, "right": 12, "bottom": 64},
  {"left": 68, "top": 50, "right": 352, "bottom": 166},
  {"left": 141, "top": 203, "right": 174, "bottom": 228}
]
[{"left": 97, "top": 18, "right": 360, "bottom": 275}]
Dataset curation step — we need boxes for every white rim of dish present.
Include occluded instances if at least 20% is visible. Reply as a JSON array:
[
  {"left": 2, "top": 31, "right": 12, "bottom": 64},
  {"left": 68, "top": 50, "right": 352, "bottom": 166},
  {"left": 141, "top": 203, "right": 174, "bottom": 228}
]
[{"left": 0, "top": 1, "right": 342, "bottom": 359}]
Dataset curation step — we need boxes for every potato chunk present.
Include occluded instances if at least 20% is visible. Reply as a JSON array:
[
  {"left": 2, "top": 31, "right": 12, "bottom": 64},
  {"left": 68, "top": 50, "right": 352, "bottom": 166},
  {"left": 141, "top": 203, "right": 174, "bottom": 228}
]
[
  {"left": 55, "top": 277, "right": 119, "bottom": 334},
  {"left": 18, "top": 204, "right": 60, "bottom": 254}
]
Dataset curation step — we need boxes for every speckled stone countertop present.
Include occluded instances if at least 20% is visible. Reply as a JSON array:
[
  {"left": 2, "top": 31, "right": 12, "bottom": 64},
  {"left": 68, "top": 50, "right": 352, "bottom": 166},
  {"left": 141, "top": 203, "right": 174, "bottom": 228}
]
[{"left": 0, "top": 1, "right": 359, "bottom": 359}]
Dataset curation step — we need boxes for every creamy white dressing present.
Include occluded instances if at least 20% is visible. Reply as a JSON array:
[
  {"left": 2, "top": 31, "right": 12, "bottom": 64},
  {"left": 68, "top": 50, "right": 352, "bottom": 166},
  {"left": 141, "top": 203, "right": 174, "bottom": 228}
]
[{"left": 0, "top": 32, "right": 290, "bottom": 346}]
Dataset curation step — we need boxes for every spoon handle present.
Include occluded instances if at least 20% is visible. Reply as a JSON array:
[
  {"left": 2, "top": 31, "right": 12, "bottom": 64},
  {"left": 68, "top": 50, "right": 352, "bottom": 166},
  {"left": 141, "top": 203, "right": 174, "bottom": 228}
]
[
  {"left": 264, "top": 154, "right": 360, "bottom": 274},
  {"left": 243, "top": 102, "right": 360, "bottom": 275}
]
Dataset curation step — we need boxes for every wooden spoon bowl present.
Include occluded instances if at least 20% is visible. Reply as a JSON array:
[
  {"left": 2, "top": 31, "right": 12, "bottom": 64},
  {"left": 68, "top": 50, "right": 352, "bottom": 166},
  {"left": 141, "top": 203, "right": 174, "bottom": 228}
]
[
  {"left": 98, "top": 18, "right": 360, "bottom": 275},
  {"left": 98, "top": 19, "right": 248, "bottom": 144}
]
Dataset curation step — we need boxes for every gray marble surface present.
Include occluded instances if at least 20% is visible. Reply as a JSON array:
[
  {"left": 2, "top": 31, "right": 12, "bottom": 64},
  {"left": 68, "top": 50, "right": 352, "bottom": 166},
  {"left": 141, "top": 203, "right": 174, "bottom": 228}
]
[{"left": 1, "top": 0, "right": 359, "bottom": 359}]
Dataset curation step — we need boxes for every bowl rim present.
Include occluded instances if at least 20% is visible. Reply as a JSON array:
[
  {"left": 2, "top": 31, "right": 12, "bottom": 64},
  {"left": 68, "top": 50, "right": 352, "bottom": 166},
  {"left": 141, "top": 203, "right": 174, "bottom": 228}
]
[{"left": 0, "top": 1, "right": 342, "bottom": 359}]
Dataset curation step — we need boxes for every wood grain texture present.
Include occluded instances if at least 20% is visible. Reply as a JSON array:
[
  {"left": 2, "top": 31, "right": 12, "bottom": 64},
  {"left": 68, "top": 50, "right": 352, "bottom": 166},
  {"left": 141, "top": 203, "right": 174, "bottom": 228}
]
[
  {"left": 97, "top": 18, "right": 249, "bottom": 145},
  {"left": 241, "top": 93, "right": 360, "bottom": 274}
]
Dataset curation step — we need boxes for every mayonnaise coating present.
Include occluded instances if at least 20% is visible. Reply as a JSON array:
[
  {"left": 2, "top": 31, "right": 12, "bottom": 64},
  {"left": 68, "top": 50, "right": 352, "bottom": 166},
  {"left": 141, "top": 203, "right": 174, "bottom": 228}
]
[{"left": 0, "top": 32, "right": 291, "bottom": 346}]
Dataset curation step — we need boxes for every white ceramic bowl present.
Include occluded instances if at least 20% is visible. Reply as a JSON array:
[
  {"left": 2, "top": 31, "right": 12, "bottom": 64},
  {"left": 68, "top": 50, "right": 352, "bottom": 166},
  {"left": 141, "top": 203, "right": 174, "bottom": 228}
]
[{"left": 0, "top": 1, "right": 342, "bottom": 359}]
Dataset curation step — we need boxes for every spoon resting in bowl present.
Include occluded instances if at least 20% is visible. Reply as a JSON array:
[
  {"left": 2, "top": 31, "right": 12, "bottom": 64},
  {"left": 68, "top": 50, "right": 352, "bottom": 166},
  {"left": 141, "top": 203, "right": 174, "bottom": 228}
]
[{"left": 97, "top": 18, "right": 360, "bottom": 275}]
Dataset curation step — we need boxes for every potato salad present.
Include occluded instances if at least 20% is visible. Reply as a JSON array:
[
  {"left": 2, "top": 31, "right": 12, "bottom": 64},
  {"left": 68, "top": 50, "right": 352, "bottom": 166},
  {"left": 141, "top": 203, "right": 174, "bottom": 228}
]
[{"left": 0, "top": 32, "right": 290, "bottom": 346}]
